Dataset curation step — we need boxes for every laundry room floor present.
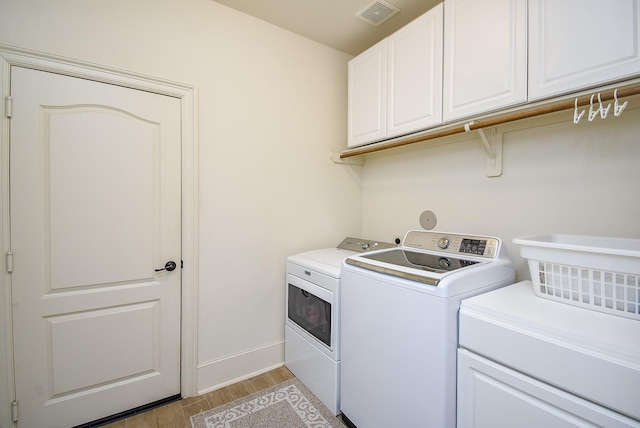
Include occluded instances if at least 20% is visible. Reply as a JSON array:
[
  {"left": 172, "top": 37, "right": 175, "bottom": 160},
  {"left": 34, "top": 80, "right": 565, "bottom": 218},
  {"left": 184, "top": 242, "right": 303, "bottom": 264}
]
[{"left": 102, "top": 366, "right": 296, "bottom": 428}]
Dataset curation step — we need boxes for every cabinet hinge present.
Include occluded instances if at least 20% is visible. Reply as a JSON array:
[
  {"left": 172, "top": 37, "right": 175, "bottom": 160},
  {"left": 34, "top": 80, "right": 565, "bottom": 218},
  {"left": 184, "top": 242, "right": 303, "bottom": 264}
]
[
  {"left": 11, "top": 400, "right": 18, "bottom": 422},
  {"left": 4, "top": 96, "right": 12, "bottom": 118},
  {"left": 6, "top": 251, "right": 13, "bottom": 273}
]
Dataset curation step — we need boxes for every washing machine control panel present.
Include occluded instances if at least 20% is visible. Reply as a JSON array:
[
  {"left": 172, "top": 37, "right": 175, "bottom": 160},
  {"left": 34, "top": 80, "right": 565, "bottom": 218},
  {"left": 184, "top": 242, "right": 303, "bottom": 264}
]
[{"left": 403, "top": 231, "right": 501, "bottom": 259}]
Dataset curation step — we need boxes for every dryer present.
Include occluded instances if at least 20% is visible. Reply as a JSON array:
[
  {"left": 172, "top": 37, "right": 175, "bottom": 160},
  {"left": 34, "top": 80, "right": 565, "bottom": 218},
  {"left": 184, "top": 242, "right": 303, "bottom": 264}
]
[{"left": 285, "top": 237, "right": 394, "bottom": 415}]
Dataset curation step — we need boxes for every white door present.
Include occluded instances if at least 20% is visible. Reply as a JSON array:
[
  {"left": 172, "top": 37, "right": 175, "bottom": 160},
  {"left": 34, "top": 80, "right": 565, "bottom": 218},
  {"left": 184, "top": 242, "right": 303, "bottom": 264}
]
[
  {"left": 387, "top": 3, "right": 443, "bottom": 138},
  {"left": 348, "top": 39, "right": 388, "bottom": 147},
  {"left": 10, "top": 66, "right": 181, "bottom": 428},
  {"left": 443, "top": 0, "right": 527, "bottom": 122},
  {"left": 457, "top": 349, "right": 640, "bottom": 428},
  {"left": 528, "top": 0, "right": 640, "bottom": 100}
]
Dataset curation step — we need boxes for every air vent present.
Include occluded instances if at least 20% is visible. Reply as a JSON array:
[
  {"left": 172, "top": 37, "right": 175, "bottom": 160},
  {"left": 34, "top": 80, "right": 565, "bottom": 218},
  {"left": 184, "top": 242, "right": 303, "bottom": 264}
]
[{"left": 356, "top": 0, "right": 400, "bottom": 27}]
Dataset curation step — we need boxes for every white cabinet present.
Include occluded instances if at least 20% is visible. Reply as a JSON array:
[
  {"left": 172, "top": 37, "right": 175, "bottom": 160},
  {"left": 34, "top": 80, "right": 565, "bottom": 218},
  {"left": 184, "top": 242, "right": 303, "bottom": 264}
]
[
  {"left": 348, "top": 40, "right": 387, "bottom": 147},
  {"left": 386, "top": 4, "right": 443, "bottom": 139},
  {"left": 348, "top": 4, "right": 443, "bottom": 148},
  {"left": 347, "top": 0, "right": 640, "bottom": 152},
  {"left": 458, "top": 282, "right": 640, "bottom": 428},
  {"left": 529, "top": 0, "right": 640, "bottom": 101},
  {"left": 457, "top": 350, "right": 640, "bottom": 428},
  {"left": 443, "top": 0, "right": 527, "bottom": 122}
]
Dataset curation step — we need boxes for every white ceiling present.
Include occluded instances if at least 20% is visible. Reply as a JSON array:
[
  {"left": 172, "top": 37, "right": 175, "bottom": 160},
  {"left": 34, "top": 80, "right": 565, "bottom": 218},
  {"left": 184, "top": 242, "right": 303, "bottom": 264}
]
[{"left": 210, "top": 0, "right": 441, "bottom": 56}]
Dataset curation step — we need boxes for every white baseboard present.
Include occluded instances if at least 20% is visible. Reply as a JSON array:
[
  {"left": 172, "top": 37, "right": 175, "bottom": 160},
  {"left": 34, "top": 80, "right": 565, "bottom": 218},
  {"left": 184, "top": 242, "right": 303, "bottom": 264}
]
[{"left": 196, "top": 340, "right": 284, "bottom": 395}]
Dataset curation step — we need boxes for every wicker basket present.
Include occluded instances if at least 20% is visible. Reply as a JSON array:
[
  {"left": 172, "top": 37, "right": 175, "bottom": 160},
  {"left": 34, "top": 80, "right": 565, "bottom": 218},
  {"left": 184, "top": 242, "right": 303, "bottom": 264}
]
[{"left": 513, "top": 234, "right": 640, "bottom": 320}]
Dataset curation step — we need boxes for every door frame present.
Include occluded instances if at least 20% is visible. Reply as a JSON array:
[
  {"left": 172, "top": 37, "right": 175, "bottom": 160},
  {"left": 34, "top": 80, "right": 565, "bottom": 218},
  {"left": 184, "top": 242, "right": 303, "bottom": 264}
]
[{"left": 0, "top": 44, "right": 200, "bottom": 427}]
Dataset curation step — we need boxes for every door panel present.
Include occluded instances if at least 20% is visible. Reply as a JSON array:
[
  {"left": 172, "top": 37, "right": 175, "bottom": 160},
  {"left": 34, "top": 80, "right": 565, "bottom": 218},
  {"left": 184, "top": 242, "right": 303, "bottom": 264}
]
[
  {"left": 347, "top": 40, "right": 388, "bottom": 147},
  {"left": 10, "top": 66, "right": 181, "bottom": 428},
  {"left": 387, "top": 3, "right": 443, "bottom": 138},
  {"left": 443, "top": 0, "right": 527, "bottom": 121},
  {"left": 528, "top": 0, "right": 640, "bottom": 100},
  {"left": 49, "top": 107, "right": 156, "bottom": 288},
  {"left": 49, "top": 302, "right": 158, "bottom": 395}
]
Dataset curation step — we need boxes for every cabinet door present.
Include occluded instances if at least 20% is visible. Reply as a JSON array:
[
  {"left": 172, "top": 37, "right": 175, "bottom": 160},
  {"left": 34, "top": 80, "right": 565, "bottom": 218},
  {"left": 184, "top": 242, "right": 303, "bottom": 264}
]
[
  {"left": 348, "top": 40, "right": 387, "bottom": 148},
  {"left": 457, "top": 349, "right": 639, "bottom": 428},
  {"left": 387, "top": 4, "right": 443, "bottom": 139},
  {"left": 529, "top": 0, "right": 640, "bottom": 101},
  {"left": 443, "top": 0, "right": 527, "bottom": 122}
]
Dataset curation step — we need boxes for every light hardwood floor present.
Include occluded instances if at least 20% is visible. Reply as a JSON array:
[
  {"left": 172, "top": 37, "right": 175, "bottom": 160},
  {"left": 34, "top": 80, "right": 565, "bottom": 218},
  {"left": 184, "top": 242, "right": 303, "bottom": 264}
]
[{"left": 102, "top": 366, "right": 295, "bottom": 428}]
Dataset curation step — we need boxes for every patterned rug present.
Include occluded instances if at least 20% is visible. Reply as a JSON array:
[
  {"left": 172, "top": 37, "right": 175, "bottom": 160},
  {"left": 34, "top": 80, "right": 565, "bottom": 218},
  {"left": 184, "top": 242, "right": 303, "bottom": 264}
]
[{"left": 190, "top": 378, "right": 345, "bottom": 428}]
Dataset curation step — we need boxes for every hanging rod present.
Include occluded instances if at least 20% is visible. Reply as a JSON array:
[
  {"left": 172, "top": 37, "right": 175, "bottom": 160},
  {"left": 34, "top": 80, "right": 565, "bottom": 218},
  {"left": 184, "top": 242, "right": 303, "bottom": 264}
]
[{"left": 339, "top": 82, "right": 640, "bottom": 159}]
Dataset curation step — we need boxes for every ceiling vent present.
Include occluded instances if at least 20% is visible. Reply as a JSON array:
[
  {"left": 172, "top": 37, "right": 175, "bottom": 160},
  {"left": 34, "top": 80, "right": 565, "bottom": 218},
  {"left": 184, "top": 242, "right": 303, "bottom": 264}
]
[{"left": 356, "top": 0, "right": 400, "bottom": 27}]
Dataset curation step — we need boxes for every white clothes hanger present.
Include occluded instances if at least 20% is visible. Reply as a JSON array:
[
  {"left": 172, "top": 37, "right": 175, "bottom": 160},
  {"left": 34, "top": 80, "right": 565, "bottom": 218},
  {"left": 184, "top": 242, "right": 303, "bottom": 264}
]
[
  {"left": 574, "top": 98, "right": 585, "bottom": 124},
  {"left": 588, "top": 94, "right": 600, "bottom": 121},
  {"left": 598, "top": 93, "right": 611, "bottom": 119},
  {"left": 614, "top": 89, "right": 628, "bottom": 117}
]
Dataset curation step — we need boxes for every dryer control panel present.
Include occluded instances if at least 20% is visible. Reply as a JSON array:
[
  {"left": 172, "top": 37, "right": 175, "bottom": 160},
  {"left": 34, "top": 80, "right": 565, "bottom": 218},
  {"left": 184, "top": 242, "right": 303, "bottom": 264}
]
[{"left": 338, "top": 237, "right": 396, "bottom": 253}]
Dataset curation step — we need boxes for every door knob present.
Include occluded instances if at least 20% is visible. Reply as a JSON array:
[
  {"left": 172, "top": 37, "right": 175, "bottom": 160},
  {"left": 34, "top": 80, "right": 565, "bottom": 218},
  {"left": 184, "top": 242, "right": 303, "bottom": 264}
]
[{"left": 155, "top": 261, "right": 177, "bottom": 272}]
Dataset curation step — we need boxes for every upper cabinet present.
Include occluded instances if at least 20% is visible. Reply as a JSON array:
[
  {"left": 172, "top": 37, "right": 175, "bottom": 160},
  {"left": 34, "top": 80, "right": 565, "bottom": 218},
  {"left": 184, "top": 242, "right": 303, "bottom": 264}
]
[
  {"left": 529, "top": 0, "right": 640, "bottom": 101},
  {"left": 348, "top": 4, "right": 443, "bottom": 148},
  {"left": 387, "top": 4, "right": 443, "bottom": 140},
  {"left": 347, "top": 1, "right": 640, "bottom": 150},
  {"left": 348, "top": 40, "right": 388, "bottom": 147},
  {"left": 442, "top": 0, "right": 527, "bottom": 122}
]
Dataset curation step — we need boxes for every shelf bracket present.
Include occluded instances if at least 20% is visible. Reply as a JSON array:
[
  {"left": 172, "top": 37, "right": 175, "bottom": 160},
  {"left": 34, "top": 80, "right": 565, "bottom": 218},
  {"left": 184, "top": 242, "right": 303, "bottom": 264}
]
[
  {"left": 330, "top": 151, "right": 364, "bottom": 165},
  {"left": 477, "top": 128, "right": 495, "bottom": 160},
  {"left": 485, "top": 129, "right": 503, "bottom": 178},
  {"left": 464, "top": 122, "right": 503, "bottom": 177}
]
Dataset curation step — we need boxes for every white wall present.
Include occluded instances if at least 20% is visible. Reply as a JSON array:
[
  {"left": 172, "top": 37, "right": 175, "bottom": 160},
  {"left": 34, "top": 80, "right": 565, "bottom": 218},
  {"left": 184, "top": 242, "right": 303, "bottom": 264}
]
[
  {"left": 361, "top": 107, "right": 640, "bottom": 281},
  {"left": 0, "top": 0, "right": 360, "bottom": 401}
]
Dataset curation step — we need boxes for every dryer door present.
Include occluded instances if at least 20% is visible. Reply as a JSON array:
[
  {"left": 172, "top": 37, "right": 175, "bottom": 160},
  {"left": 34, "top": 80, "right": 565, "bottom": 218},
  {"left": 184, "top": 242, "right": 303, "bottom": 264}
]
[{"left": 285, "top": 273, "right": 337, "bottom": 358}]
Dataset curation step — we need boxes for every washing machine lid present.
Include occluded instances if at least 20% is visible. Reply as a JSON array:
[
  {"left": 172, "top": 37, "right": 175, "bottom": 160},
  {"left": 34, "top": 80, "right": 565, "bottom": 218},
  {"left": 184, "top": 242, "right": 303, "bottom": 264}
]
[
  {"left": 345, "top": 249, "right": 482, "bottom": 285},
  {"left": 359, "top": 249, "right": 479, "bottom": 273},
  {"left": 345, "top": 231, "right": 508, "bottom": 286}
]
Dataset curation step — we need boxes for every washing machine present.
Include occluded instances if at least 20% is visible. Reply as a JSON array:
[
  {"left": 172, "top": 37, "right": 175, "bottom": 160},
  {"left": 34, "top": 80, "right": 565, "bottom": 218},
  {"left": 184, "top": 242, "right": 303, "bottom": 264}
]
[
  {"left": 285, "top": 237, "right": 395, "bottom": 415},
  {"left": 339, "top": 230, "right": 514, "bottom": 428}
]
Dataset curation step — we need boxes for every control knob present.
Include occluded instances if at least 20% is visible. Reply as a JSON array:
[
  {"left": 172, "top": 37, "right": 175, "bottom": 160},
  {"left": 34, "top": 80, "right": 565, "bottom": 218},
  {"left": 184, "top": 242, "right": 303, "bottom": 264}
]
[
  {"left": 437, "top": 237, "right": 451, "bottom": 249},
  {"left": 438, "top": 258, "right": 451, "bottom": 269}
]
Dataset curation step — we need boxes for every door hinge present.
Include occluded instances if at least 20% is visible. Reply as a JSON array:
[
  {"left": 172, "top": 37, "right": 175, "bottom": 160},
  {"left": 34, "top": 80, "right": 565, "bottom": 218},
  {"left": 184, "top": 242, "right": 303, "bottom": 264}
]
[
  {"left": 11, "top": 400, "right": 18, "bottom": 422},
  {"left": 6, "top": 251, "right": 13, "bottom": 273},
  {"left": 4, "top": 96, "right": 12, "bottom": 118}
]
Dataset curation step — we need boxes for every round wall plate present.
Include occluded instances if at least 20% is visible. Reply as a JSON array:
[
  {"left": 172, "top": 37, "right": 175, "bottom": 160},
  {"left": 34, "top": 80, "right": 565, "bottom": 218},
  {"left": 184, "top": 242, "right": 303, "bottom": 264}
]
[{"left": 419, "top": 210, "right": 437, "bottom": 230}]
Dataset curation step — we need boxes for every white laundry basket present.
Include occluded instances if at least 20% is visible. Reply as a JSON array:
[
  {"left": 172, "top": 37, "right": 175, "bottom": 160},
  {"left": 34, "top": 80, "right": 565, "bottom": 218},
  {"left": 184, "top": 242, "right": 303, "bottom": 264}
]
[{"left": 513, "top": 234, "right": 640, "bottom": 320}]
